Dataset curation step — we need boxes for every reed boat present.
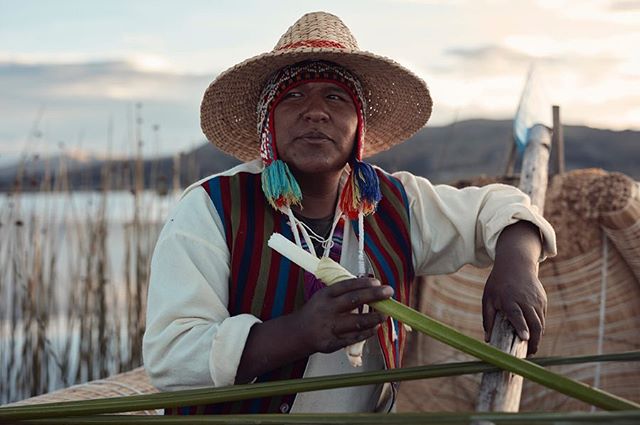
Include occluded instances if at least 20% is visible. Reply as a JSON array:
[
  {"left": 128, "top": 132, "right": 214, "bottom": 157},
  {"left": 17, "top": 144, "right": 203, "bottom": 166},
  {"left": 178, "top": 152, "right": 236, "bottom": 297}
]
[{"left": 4, "top": 167, "right": 639, "bottom": 422}]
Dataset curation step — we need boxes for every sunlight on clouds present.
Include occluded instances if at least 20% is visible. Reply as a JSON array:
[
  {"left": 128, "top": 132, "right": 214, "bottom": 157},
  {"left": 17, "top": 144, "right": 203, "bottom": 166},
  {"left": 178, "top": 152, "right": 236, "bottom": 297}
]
[
  {"left": 0, "top": 59, "right": 211, "bottom": 104},
  {"left": 130, "top": 54, "right": 175, "bottom": 73},
  {"left": 0, "top": 51, "right": 181, "bottom": 74},
  {"left": 619, "top": 59, "right": 640, "bottom": 77},
  {"left": 535, "top": 0, "right": 640, "bottom": 24},
  {"left": 46, "top": 77, "right": 194, "bottom": 101},
  {"left": 429, "top": 74, "right": 525, "bottom": 120},
  {"left": 384, "top": 0, "right": 467, "bottom": 4},
  {"left": 504, "top": 32, "right": 640, "bottom": 59},
  {"left": 0, "top": 51, "right": 100, "bottom": 65},
  {"left": 503, "top": 36, "right": 560, "bottom": 58},
  {"left": 563, "top": 75, "right": 640, "bottom": 105},
  {"left": 618, "top": 106, "right": 640, "bottom": 126}
]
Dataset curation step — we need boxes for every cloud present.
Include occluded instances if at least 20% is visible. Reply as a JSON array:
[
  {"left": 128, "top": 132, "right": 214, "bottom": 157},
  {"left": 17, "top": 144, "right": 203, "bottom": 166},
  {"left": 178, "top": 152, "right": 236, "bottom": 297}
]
[
  {"left": 442, "top": 43, "right": 620, "bottom": 78},
  {"left": 422, "top": 40, "right": 638, "bottom": 131},
  {"left": 443, "top": 45, "right": 532, "bottom": 73},
  {"left": 610, "top": 0, "right": 640, "bottom": 10},
  {"left": 0, "top": 60, "right": 212, "bottom": 157},
  {"left": 535, "top": 0, "right": 640, "bottom": 24},
  {"left": 0, "top": 60, "right": 210, "bottom": 102}
]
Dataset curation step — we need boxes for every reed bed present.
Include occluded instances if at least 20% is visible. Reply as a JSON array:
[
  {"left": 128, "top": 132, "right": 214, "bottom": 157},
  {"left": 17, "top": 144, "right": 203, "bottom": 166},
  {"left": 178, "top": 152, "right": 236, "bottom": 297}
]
[{"left": 0, "top": 109, "right": 174, "bottom": 404}]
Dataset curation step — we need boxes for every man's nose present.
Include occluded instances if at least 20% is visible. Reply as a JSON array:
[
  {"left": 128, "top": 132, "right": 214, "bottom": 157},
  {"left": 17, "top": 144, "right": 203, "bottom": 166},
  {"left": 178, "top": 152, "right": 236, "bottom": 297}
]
[{"left": 301, "top": 95, "right": 329, "bottom": 122}]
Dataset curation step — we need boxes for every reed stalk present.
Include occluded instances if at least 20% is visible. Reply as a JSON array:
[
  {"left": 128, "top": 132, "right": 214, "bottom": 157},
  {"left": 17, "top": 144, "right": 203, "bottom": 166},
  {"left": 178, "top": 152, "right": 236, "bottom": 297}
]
[
  {"left": 0, "top": 351, "right": 638, "bottom": 420},
  {"left": 374, "top": 298, "right": 639, "bottom": 410},
  {"left": 16, "top": 410, "right": 640, "bottom": 425}
]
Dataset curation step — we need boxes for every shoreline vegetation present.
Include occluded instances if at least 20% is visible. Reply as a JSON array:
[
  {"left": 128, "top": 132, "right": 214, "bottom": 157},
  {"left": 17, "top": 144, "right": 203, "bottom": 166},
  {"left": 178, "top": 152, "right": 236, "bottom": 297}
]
[{"left": 0, "top": 109, "right": 173, "bottom": 404}]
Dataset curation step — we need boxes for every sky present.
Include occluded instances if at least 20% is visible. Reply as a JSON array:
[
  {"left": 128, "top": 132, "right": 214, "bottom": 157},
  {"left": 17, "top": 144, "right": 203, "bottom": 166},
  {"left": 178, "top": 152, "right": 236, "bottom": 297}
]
[{"left": 0, "top": 0, "right": 638, "bottom": 162}]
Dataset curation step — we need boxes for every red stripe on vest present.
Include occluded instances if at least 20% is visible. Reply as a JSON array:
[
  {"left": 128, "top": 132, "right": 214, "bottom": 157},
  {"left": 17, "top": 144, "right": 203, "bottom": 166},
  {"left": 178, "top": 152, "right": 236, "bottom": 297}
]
[{"left": 241, "top": 174, "right": 266, "bottom": 313}]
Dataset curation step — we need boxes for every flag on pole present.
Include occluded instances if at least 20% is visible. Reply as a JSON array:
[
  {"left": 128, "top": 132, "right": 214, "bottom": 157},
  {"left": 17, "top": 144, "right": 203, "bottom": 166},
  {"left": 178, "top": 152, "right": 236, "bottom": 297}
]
[{"left": 514, "top": 64, "right": 552, "bottom": 153}]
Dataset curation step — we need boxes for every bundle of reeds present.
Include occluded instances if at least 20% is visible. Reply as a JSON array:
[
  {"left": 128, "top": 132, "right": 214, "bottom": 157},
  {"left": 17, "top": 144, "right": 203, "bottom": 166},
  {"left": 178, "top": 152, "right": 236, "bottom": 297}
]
[{"left": 544, "top": 169, "right": 638, "bottom": 261}]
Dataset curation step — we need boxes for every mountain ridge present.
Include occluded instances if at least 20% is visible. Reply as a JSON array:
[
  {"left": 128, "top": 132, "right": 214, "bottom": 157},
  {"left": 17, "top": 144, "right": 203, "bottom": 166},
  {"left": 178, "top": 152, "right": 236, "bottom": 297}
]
[{"left": 1, "top": 119, "right": 637, "bottom": 192}]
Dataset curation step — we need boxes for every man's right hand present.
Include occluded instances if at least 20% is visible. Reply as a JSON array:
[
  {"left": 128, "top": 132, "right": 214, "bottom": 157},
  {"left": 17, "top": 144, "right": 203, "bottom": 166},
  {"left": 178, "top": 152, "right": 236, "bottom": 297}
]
[
  {"left": 294, "top": 277, "right": 393, "bottom": 354},
  {"left": 235, "top": 277, "right": 392, "bottom": 384}
]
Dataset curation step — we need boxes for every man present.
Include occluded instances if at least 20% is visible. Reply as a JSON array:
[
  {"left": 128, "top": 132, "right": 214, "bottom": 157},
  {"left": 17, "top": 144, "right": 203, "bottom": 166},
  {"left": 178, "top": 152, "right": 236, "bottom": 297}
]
[{"left": 143, "top": 11, "right": 556, "bottom": 414}]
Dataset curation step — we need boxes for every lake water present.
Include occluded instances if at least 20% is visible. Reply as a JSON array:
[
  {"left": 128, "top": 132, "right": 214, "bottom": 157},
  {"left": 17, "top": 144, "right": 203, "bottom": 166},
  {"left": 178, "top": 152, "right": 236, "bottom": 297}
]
[{"left": 0, "top": 190, "right": 180, "bottom": 403}]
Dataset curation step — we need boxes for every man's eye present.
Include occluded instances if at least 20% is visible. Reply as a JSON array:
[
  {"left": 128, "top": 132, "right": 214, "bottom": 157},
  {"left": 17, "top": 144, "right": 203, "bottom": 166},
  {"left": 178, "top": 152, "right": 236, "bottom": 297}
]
[{"left": 284, "top": 91, "right": 302, "bottom": 99}]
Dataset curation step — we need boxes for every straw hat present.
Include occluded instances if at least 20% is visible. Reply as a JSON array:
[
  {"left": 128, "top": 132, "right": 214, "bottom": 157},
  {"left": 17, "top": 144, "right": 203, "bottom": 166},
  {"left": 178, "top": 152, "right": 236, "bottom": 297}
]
[{"left": 201, "top": 11, "right": 432, "bottom": 162}]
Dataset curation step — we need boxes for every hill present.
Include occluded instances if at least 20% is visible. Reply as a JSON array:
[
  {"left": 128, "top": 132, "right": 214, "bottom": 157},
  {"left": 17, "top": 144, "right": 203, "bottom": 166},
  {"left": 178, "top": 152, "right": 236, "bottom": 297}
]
[{"left": 0, "top": 119, "right": 637, "bottom": 192}]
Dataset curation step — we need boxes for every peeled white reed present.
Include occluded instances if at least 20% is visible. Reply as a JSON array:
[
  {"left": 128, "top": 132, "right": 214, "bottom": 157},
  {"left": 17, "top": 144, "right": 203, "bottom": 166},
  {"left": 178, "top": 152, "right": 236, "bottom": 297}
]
[{"left": 268, "top": 233, "right": 367, "bottom": 367}]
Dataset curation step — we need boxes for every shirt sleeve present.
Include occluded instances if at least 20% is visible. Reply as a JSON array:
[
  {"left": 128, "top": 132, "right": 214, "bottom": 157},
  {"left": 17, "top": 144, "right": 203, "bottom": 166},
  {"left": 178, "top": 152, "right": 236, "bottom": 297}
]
[
  {"left": 142, "top": 185, "right": 261, "bottom": 391},
  {"left": 392, "top": 171, "right": 557, "bottom": 276}
]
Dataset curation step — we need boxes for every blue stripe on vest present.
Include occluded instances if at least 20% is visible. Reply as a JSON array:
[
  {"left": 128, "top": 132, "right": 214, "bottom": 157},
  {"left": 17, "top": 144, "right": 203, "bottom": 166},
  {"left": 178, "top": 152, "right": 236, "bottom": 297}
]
[
  {"left": 374, "top": 206, "right": 411, "bottom": 259},
  {"left": 249, "top": 398, "right": 261, "bottom": 414},
  {"left": 274, "top": 259, "right": 291, "bottom": 316},
  {"left": 361, "top": 231, "right": 397, "bottom": 288},
  {"left": 376, "top": 175, "right": 412, "bottom": 258},
  {"left": 207, "top": 178, "right": 226, "bottom": 232},
  {"left": 273, "top": 214, "right": 294, "bottom": 317},
  {"left": 388, "top": 174, "right": 410, "bottom": 212}
]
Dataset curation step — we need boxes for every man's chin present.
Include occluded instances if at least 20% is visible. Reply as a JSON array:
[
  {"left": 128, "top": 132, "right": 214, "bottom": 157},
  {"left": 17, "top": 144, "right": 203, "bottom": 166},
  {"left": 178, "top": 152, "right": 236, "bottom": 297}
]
[{"left": 287, "top": 159, "right": 348, "bottom": 177}]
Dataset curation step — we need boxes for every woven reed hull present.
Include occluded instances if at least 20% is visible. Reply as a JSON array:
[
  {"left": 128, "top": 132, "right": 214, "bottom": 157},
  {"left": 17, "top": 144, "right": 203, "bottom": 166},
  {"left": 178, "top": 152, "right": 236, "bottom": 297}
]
[
  {"left": 6, "top": 367, "right": 160, "bottom": 415},
  {"left": 397, "top": 243, "right": 640, "bottom": 412},
  {"left": 602, "top": 182, "right": 640, "bottom": 283}
]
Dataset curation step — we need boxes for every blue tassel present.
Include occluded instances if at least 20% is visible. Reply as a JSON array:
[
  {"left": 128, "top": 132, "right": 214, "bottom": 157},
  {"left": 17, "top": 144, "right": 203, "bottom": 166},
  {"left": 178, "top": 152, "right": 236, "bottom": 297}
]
[
  {"left": 341, "top": 160, "right": 381, "bottom": 217},
  {"left": 261, "top": 159, "right": 302, "bottom": 209},
  {"left": 353, "top": 160, "right": 381, "bottom": 204}
]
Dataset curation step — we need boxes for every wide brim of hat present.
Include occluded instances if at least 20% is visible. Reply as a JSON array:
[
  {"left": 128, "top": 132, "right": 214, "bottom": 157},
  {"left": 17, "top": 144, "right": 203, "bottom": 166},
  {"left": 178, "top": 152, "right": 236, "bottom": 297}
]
[{"left": 201, "top": 47, "right": 432, "bottom": 162}]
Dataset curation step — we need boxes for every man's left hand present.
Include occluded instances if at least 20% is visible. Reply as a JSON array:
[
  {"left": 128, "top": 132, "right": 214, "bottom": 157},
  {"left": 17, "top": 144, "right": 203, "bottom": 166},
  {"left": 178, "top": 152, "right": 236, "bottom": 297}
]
[{"left": 481, "top": 221, "right": 547, "bottom": 355}]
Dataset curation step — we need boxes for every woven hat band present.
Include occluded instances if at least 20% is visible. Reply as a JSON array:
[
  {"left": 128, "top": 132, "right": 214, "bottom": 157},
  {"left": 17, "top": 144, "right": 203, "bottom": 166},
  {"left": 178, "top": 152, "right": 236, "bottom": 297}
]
[
  {"left": 200, "top": 11, "right": 432, "bottom": 162},
  {"left": 277, "top": 40, "right": 347, "bottom": 50}
]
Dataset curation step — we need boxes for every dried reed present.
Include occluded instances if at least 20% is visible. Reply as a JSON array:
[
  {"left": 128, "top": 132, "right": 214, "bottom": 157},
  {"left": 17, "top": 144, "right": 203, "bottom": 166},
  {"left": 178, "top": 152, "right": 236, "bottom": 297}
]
[{"left": 1, "top": 107, "right": 167, "bottom": 404}]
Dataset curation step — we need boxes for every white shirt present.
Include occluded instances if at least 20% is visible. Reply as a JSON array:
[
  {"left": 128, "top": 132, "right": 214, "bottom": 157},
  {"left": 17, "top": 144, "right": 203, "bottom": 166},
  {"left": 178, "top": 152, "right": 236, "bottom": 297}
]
[{"left": 142, "top": 160, "right": 556, "bottom": 411}]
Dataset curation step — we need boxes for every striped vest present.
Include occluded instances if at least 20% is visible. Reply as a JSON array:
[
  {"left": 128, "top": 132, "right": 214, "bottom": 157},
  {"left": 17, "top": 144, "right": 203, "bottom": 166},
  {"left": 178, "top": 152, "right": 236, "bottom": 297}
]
[{"left": 166, "top": 169, "right": 414, "bottom": 415}]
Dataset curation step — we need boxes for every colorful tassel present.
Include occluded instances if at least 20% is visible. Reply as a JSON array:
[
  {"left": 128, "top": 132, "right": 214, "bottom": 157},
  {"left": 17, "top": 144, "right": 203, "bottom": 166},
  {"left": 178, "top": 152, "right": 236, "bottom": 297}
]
[
  {"left": 261, "top": 159, "right": 302, "bottom": 209},
  {"left": 339, "top": 160, "right": 382, "bottom": 219}
]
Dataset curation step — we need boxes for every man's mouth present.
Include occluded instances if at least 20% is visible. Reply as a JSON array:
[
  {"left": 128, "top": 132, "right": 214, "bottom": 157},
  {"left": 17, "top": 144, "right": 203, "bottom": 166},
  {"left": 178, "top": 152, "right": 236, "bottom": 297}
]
[{"left": 297, "top": 131, "right": 332, "bottom": 142}]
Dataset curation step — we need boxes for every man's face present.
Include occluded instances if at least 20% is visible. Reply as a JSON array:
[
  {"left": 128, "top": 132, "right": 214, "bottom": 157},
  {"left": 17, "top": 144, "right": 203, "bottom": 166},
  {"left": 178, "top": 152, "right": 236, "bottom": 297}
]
[{"left": 273, "top": 81, "right": 358, "bottom": 176}]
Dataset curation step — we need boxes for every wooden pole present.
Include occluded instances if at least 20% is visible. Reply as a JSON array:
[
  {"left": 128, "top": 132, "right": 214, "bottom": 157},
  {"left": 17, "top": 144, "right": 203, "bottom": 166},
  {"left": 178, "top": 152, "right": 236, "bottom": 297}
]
[
  {"left": 551, "top": 105, "right": 565, "bottom": 175},
  {"left": 503, "top": 135, "right": 517, "bottom": 176},
  {"left": 476, "top": 123, "right": 552, "bottom": 415},
  {"left": 172, "top": 152, "right": 181, "bottom": 194},
  {"left": 519, "top": 124, "right": 552, "bottom": 209}
]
